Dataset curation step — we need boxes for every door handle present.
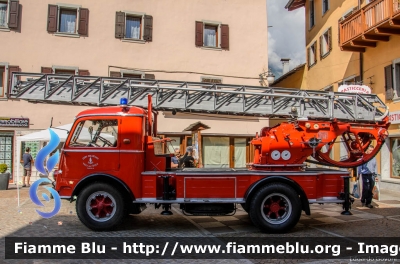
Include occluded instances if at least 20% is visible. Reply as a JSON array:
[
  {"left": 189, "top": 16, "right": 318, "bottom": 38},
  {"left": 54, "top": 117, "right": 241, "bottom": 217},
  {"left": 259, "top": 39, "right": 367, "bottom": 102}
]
[{"left": 123, "top": 139, "right": 131, "bottom": 144}]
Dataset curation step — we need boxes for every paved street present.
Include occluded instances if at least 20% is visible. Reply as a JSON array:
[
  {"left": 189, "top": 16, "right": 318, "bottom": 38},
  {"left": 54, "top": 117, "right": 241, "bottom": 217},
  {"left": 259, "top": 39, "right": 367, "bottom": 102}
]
[{"left": 1, "top": 185, "right": 400, "bottom": 263}]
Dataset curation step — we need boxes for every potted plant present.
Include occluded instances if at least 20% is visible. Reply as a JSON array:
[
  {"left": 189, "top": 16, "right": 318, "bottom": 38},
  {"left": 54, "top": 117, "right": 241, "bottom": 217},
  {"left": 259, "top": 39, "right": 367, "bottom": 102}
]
[{"left": 0, "top": 163, "right": 10, "bottom": 190}]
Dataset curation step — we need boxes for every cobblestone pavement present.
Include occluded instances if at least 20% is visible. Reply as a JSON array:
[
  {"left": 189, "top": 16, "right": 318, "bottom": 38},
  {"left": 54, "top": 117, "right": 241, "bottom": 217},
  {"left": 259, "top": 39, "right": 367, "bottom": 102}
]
[{"left": 1, "top": 186, "right": 400, "bottom": 263}]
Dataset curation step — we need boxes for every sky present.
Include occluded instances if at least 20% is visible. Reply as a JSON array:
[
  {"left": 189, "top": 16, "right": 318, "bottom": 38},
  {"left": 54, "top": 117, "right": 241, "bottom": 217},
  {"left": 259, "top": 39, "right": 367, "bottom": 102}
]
[{"left": 267, "top": 0, "right": 306, "bottom": 78}]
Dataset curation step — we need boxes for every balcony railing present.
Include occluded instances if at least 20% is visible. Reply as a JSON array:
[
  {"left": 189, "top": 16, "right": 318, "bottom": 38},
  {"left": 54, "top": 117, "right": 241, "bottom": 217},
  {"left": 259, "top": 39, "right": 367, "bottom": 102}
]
[{"left": 339, "top": 0, "right": 400, "bottom": 52}]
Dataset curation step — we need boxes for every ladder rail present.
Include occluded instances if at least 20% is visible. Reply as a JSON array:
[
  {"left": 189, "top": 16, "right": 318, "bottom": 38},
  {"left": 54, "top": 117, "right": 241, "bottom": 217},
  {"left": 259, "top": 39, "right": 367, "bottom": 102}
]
[{"left": 9, "top": 73, "right": 389, "bottom": 123}]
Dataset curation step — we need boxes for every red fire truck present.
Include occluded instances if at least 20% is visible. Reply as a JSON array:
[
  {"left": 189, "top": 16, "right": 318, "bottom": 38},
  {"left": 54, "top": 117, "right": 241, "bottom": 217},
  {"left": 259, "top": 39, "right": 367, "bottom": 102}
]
[{"left": 9, "top": 73, "right": 390, "bottom": 233}]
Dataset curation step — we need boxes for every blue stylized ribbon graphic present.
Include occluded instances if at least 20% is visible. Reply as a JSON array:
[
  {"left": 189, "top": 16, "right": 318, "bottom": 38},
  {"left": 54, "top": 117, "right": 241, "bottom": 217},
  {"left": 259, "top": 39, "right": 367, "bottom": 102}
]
[
  {"left": 29, "top": 178, "right": 61, "bottom": 218},
  {"left": 35, "top": 129, "right": 60, "bottom": 176},
  {"left": 30, "top": 128, "right": 62, "bottom": 218}
]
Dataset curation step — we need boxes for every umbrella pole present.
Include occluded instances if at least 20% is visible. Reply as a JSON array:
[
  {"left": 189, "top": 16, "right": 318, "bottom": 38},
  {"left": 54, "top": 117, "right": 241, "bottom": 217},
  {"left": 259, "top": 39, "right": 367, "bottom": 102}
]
[{"left": 17, "top": 139, "right": 21, "bottom": 207}]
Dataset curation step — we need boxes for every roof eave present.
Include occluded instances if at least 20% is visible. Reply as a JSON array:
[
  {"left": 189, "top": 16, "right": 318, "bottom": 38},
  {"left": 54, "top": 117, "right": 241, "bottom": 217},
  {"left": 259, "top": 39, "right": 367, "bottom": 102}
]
[{"left": 285, "top": 0, "right": 306, "bottom": 11}]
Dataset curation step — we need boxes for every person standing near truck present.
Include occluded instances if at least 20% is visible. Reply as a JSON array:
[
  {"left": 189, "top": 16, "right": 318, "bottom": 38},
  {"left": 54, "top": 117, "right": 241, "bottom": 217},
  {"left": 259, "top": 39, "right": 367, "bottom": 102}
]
[
  {"left": 179, "top": 146, "right": 195, "bottom": 168},
  {"left": 357, "top": 145, "right": 377, "bottom": 208},
  {"left": 171, "top": 148, "right": 181, "bottom": 169},
  {"left": 22, "top": 147, "right": 33, "bottom": 187}
]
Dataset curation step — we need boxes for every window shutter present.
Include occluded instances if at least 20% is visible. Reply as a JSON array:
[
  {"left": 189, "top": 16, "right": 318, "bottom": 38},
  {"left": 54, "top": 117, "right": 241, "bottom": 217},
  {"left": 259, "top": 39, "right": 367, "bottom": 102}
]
[
  {"left": 115, "top": 12, "right": 125, "bottom": 38},
  {"left": 110, "top": 71, "right": 121, "bottom": 78},
  {"left": 8, "top": 0, "right": 19, "bottom": 28},
  {"left": 384, "top": 65, "right": 394, "bottom": 100},
  {"left": 314, "top": 41, "right": 317, "bottom": 64},
  {"left": 328, "top": 27, "right": 332, "bottom": 51},
  {"left": 78, "top": 70, "right": 90, "bottom": 76},
  {"left": 144, "top": 74, "right": 155, "bottom": 79},
  {"left": 221, "top": 24, "right": 229, "bottom": 50},
  {"left": 307, "top": 47, "right": 310, "bottom": 66},
  {"left": 143, "top": 15, "right": 153, "bottom": 41},
  {"left": 41, "top": 67, "right": 53, "bottom": 74},
  {"left": 195, "top": 21, "right": 203, "bottom": 47},
  {"left": 47, "top": 5, "right": 58, "bottom": 33},
  {"left": 319, "top": 35, "right": 323, "bottom": 59},
  {"left": 78, "top": 8, "right": 89, "bottom": 35},
  {"left": 8, "top": 66, "right": 20, "bottom": 95}
]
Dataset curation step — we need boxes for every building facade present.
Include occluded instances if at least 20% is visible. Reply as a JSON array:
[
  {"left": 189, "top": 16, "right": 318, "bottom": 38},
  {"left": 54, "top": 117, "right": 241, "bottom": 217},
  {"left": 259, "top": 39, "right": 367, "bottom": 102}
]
[
  {"left": 286, "top": 0, "right": 400, "bottom": 190},
  {"left": 0, "top": 0, "right": 269, "bottom": 181}
]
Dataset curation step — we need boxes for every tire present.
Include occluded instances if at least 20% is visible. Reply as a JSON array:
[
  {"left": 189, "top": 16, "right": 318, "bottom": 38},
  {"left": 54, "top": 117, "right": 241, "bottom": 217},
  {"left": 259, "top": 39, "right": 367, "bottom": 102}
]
[
  {"left": 249, "top": 183, "right": 301, "bottom": 233},
  {"left": 76, "top": 182, "right": 126, "bottom": 231}
]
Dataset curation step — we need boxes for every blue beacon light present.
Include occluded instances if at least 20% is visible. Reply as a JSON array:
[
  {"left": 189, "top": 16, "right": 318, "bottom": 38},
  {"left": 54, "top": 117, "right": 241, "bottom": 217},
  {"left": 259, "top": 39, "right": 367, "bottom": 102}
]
[{"left": 120, "top": 97, "right": 128, "bottom": 106}]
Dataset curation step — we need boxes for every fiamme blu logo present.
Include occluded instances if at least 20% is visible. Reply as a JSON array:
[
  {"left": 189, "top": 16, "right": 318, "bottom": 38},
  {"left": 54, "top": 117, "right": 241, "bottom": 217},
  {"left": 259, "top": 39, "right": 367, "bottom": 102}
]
[{"left": 29, "top": 129, "right": 61, "bottom": 218}]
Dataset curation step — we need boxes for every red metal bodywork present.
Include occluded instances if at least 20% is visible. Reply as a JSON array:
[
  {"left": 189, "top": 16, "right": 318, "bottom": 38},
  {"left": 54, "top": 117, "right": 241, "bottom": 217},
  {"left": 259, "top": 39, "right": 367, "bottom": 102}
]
[{"left": 54, "top": 103, "right": 389, "bottom": 204}]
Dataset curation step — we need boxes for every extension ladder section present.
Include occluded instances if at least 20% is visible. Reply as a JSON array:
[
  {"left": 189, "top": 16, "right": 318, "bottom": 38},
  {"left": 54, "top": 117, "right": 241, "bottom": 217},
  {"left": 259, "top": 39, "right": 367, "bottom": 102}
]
[{"left": 8, "top": 73, "right": 388, "bottom": 122}]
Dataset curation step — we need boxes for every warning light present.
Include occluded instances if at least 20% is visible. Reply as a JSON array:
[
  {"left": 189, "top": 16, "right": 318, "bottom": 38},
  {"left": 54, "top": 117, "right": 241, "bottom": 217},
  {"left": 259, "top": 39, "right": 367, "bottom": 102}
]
[{"left": 120, "top": 98, "right": 128, "bottom": 106}]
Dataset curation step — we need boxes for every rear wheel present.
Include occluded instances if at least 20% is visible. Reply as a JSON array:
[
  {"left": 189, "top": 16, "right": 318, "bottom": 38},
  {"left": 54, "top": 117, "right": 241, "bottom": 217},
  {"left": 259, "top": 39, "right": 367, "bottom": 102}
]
[
  {"left": 249, "top": 183, "right": 301, "bottom": 233},
  {"left": 76, "top": 182, "right": 125, "bottom": 231}
]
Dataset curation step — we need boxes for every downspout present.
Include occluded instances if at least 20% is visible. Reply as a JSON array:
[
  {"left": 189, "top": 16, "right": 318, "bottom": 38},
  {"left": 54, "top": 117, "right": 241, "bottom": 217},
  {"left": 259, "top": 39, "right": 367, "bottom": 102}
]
[
  {"left": 358, "top": 0, "right": 363, "bottom": 85},
  {"left": 360, "top": 52, "right": 363, "bottom": 84}
]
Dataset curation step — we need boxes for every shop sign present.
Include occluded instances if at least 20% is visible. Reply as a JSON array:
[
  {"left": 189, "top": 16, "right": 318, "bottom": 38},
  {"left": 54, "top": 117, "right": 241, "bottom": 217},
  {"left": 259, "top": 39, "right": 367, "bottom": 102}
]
[
  {"left": 0, "top": 117, "right": 29, "bottom": 128},
  {"left": 338, "top": 85, "right": 371, "bottom": 94},
  {"left": 389, "top": 111, "right": 400, "bottom": 124}
]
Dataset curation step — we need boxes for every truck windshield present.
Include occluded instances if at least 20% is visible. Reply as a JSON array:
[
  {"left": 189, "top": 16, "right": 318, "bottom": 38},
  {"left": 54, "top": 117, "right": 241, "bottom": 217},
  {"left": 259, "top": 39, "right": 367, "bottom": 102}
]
[{"left": 69, "top": 119, "right": 118, "bottom": 147}]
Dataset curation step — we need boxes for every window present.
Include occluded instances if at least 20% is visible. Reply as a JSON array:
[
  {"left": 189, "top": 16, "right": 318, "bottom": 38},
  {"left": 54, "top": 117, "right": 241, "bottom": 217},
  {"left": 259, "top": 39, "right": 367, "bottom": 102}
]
[
  {"left": 0, "top": 0, "right": 19, "bottom": 30},
  {"left": 195, "top": 21, "right": 229, "bottom": 50},
  {"left": 386, "top": 59, "right": 400, "bottom": 100},
  {"left": 47, "top": 4, "right": 89, "bottom": 36},
  {"left": 59, "top": 9, "right": 76, "bottom": 33},
  {"left": 55, "top": 68, "right": 75, "bottom": 75},
  {"left": 1, "top": 64, "right": 19, "bottom": 98},
  {"left": 320, "top": 27, "right": 332, "bottom": 58},
  {"left": 126, "top": 16, "right": 141, "bottom": 39},
  {"left": 0, "top": 133, "right": 13, "bottom": 177},
  {"left": 109, "top": 70, "right": 155, "bottom": 80},
  {"left": 69, "top": 119, "right": 118, "bottom": 148},
  {"left": 395, "top": 60, "right": 400, "bottom": 98},
  {"left": 115, "top": 12, "right": 152, "bottom": 42},
  {"left": 0, "top": 1, "right": 8, "bottom": 28},
  {"left": 204, "top": 25, "right": 217, "bottom": 47},
  {"left": 322, "top": 0, "right": 329, "bottom": 15},
  {"left": 165, "top": 136, "right": 181, "bottom": 154},
  {"left": 309, "top": 0, "right": 315, "bottom": 29},
  {"left": 201, "top": 77, "right": 222, "bottom": 91},
  {"left": 307, "top": 41, "right": 317, "bottom": 67},
  {"left": 0, "top": 67, "right": 4, "bottom": 97},
  {"left": 391, "top": 138, "right": 400, "bottom": 179},
  {"left": 339, "top": 75, "right": 361, "bottom": 86},
  {"left": 41, "top": 66, "right": 90, "bottom": 76},
  {"left": 203, "top": 137, "right": 230, "bottom": 168},
  {"left": 201, "top": 77, "right": 222, "bottom": 85}
]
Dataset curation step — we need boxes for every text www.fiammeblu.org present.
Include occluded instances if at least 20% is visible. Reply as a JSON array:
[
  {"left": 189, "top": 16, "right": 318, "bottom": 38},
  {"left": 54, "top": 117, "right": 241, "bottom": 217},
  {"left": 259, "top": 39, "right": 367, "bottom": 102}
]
[{"left": 121, "top": 242, "right": 400, "bottom": 257}]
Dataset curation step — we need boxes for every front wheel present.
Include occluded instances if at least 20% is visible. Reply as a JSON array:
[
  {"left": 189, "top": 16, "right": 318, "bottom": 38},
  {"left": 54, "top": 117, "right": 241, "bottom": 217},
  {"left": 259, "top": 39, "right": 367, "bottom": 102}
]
[
  {"left": 249, "top": 183, "right": 301, "bottom": 233},
  {"left": 76, "top": 182, "right": 125, "bottom": 231}
]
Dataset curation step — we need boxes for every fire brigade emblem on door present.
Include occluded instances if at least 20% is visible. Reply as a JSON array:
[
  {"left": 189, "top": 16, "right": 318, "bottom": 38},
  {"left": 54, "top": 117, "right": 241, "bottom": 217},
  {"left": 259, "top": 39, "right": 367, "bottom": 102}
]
[
  {"left": 82, "top": 155, "right": 99, "bottom": 169},
  {"left": 30, "top": 129, "right": 61, "bottom": 218}
]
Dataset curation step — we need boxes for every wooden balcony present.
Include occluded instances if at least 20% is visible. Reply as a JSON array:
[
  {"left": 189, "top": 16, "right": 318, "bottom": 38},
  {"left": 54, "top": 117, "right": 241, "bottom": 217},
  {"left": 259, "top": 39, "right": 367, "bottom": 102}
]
[{"left": 339, "top": 0, "right": 400, "bottom": 52}]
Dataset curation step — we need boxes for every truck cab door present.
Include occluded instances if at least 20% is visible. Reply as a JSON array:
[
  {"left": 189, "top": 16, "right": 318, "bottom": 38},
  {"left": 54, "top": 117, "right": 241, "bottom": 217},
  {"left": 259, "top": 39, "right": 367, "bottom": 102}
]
[{"left": 62, "top": 118, "right": 120, "bottom": 180}]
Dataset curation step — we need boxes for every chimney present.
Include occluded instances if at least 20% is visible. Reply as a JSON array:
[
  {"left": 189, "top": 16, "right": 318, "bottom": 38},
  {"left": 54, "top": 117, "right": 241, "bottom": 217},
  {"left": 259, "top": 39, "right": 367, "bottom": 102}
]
[{"left": 281, "top": 58, "right": 290, "bottom": 75}]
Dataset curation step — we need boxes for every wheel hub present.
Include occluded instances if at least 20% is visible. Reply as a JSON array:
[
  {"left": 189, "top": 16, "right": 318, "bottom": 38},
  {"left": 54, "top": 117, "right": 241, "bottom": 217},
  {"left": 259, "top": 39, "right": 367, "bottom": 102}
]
[
  {"left": 261, "top": 193, "right": 292, "bottom": 224},
  {"left": 86, "top": 192, "right": 116, "bottom": 222},
  {"left": 269, "top": 202, "right": 281, "bottom": 214}
]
